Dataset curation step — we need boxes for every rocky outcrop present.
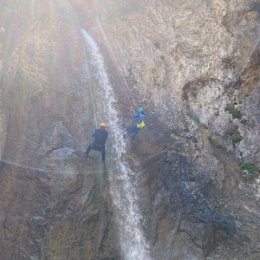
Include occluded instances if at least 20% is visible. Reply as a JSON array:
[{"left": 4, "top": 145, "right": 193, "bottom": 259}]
[
  {"left": 87, "top": 0, "right": 259, "bottom": 259},
  {"left": 96, "top": 0, "right": 259, "bottom": 165}
]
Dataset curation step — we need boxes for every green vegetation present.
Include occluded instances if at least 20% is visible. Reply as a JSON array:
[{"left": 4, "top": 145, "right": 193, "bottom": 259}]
[
  {"left": 240, "top": 163, "right": 260, "bottom": 181},
  {"left": 230, "top": 130, "right": 243, "bottom": 144},
  {"left": 225, "top": 104, "right": 242, "bottom": 119},
  {"left": 216, "top": 202, "right": 226, "bottom": 210},
  {"left": 187, "top": 110, "right": 208, "bottom": 129},
  {"left": 209, "top": 137, "right": 223, "bottom": 149},
  {"left": 188, "top": 110, "right": 201, "bottom": 124}
]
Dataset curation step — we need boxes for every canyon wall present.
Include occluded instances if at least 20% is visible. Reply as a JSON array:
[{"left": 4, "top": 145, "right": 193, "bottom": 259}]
[{"left": 0, "top": 0, "right": 259, "bottom": 259}]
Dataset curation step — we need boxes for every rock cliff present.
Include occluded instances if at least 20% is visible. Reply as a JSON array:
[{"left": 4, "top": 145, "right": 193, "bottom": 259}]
[
  {"left": 0, "top": 0, "right": 259, "bottom": 260},
  {"left": 90, "top": 1, "right": 259, "bottom": 259},
  {"left": 0, "top": 1, "right": 119, "bottom": 259}
]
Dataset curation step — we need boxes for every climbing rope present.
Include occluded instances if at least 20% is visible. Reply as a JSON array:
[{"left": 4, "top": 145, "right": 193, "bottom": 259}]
[
  {"left": 0, "top": 158, "right": 110, "bottom": 175},
  {"left": 97, "top": 19, "right": 136, "bottom": 114},
  {"left": 0, "top": 159, "right": 49, "bottom": 173},
  {"left": 82, "top": 33, "right": 98, "bottom": 128}
]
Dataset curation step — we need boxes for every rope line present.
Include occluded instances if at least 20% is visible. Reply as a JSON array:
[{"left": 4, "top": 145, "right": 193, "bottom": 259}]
[
  {"left": 0, "top": 159, "right": 110, "bottom": 175},
  {"left": 82, "top": 32, "right": 98, "bottom": 128},
  {"left": 97, "top": 19, "right": 136, "bottom": 114},
  {"left": 0, "top": 159, "right": 49, "bottom": 173}
]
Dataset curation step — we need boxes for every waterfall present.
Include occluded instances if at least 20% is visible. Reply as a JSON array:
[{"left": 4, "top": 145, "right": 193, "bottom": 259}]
[{"left": 81, "top": 29, "right": 151, "bottom": 260}]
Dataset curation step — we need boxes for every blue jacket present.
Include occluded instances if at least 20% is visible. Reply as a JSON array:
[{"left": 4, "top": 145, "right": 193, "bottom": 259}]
[{"left": 134, "top": 113, "right": 145, "bottom": 124}]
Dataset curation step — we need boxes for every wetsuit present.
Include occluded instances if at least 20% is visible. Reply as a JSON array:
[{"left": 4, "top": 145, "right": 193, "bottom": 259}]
[{"left": 86, "top": 128, "right": 108, "bottom": 161}]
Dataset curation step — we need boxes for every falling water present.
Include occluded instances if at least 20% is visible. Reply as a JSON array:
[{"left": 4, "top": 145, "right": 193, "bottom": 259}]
[{"left": 81, "top": 29, "right": 151, "bottom": 260}]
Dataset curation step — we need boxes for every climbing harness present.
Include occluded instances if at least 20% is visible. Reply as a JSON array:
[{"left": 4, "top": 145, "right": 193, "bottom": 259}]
[{"left": 97, "top": 19, "right": 135, "bottom": 114}]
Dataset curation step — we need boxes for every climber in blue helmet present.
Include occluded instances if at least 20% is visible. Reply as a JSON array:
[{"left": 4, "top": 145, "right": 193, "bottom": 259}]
[
  {"left": 124, "top": 106, "right": 145, "bottom": 139},
  {"left": 134, "top": 107, "right": 145, "bottom": 125}
]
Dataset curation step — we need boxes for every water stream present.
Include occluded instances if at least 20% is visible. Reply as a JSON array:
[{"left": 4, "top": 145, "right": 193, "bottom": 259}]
[{"left": 81, "top": 29, "right": 151, "bottom": 260}]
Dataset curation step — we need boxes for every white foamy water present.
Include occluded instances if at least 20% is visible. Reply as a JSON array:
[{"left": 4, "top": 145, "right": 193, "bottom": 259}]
[{"left": 81, "top": 29, "right": 151, "bottom": 260}]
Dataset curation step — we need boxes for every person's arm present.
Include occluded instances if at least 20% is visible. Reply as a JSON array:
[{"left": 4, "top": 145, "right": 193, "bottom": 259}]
[
  {"left": 91, "top": 129, "right": 96, "bottom": 138},
  {"left": 133, "top": 113, "right": 139, "bottom": 118},
  {"left": 104, "top": 131, "right": 108, "bottom": 143}
]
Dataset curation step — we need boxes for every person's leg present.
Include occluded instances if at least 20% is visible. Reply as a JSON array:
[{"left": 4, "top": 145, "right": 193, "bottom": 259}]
[
  {"left": 124, "top": 126, "right": 132, "bottom": 138},
  {"left": 101, "top": 146, "right": 105, "bottom": 162},
  {"left": 85, "top": 143, "right": 93, "bottom": 157},
  {"left": 126, "top": 125, "right": 138, "bottom": 138},
  {"left": 131, "top": 125, "right": 139, "bottom": 139}
]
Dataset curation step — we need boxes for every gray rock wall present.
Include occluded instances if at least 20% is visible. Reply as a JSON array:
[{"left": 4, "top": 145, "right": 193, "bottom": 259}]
[
  {"left": 90, "top": 0, "right": 259, "bottom": 259},
  {"left": 0, "top": 1, "right": 119, "bottom": 259},
  {"left": 0, "top": 0, "right": 259, "bottom": 259}
]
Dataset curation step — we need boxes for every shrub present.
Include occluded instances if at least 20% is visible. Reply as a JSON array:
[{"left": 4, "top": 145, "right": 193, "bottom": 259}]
[
  {"left": 240, "top": 163, "right": 259, "bottom": 181},
  {"left": 209, "top": 137, "right": 223, "bottom": 149},
  {"left": 230, "top": 130, "right": 243, "bottom": 144},
  {"left": 187, "top": 110, "right": 208, "bottom": 129},
  {"left": 225, "top": 104, "right": 242, "bottom": 119},
  {"left": 216, "top": 202, "right": 226, "bottom": 210}
]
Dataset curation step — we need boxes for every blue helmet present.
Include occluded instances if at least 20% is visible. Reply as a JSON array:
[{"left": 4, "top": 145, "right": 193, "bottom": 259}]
[{"left": 138, "top": 106, "right": 144, "bottom": 114}]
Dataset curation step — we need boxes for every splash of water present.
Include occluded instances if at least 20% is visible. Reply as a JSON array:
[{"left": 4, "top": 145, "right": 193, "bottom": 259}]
[{"left": 81, "top": 29, "right": 151, "bottom": 260}]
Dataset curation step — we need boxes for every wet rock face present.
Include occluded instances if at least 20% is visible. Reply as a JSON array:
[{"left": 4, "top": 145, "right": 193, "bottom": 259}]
[
  {"left": 89, "top": 0, "right": 259, "bottom": 259},
  {"left": 90, "top": 0, "right": 259, "bottom": 193},
  {"left": 0, "top": 166, "right": 50, "bottom": 260},
  {"left": 0, "top": 1, "right": 119, "bottom": 259}
]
